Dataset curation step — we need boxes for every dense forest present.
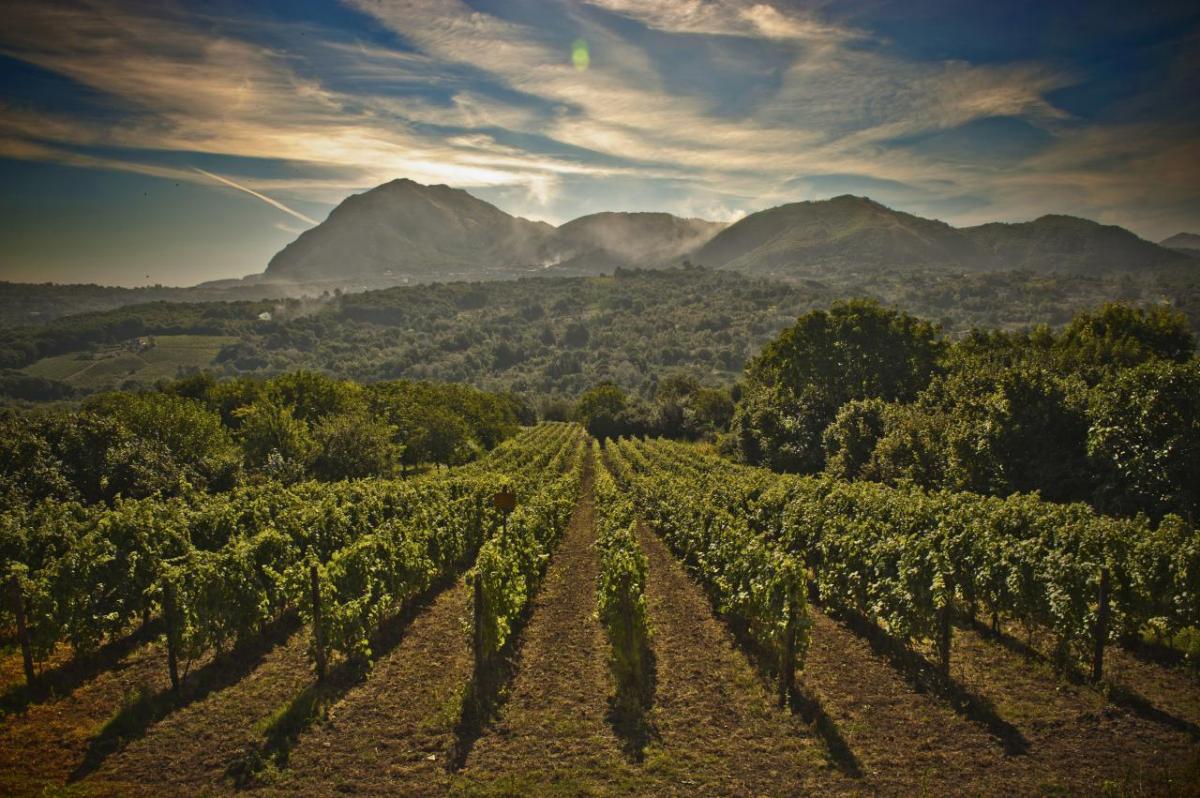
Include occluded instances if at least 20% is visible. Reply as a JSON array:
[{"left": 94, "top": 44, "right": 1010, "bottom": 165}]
[{"left": 2, "top": 265, "right": 1198, "bottom": 403}]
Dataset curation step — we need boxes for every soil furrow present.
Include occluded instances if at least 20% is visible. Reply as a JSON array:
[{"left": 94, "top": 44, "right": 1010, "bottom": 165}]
[
  {"left": 451, "top": 458, "right": 631, "bottom": 795},
  {"left": 632, "top": 521, "right": 855, "bottom": 797}
]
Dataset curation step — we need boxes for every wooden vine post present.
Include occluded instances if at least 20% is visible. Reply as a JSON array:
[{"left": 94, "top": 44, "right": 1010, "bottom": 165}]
[
  {"left": 8, "top": 573, "right": 36, "bottom": 688},
  {"left": 778, "top": 593, "right": 797, "bottom": 705},
  {"left": 310, "top": 563, "right": 327, "bottom": 681},
  {"left": 472, "top": 570, "right": 486, "bottom": 678},
  {"left": 1092, "top": 566, "right": 1110, "bottom": 682},
  {"left": 162, "top": 579, "right": 181, "bottom": 692},
  {"left": 938, "top": 603, "right": 953, "bottom": 677}
]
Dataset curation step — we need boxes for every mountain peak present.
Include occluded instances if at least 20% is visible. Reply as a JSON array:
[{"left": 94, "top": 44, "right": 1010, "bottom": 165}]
[
  {"left": 265, "top": 178, "right": 553, "bottom": 282},
  {"left": 1161, "top": 232, "right": 1200, "bottom": 252}
]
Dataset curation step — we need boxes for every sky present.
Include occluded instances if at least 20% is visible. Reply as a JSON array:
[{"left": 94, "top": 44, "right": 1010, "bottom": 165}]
[{"left": 0, "top": 0, "right": 1197, "bottom": 287}]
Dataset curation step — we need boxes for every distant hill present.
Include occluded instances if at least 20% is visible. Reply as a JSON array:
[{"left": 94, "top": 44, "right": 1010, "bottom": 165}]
[
  {"left": 694, "top": 195, "right": 1187, "bottom": 278},
  {"left": 693, "top": 195, "right": 976, "bottom": 275},
  {"left": 264, "top": 179, "right": 554, "bottom": 283},
  {"left": 962, "top": 215, "right": 1185, "bottom": 274},
  {"left": 264, "top": 180, "right": 724, "bottom": 284},
  {"left": 542, "top": 212, "right": 726, "bottom": 274},
  {"left": 1161, "top": 233, "right": 1200, "bottom": 253}
]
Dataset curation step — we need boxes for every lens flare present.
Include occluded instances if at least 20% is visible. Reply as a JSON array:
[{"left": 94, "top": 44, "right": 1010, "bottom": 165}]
[{"left": 571, "top": 38, "right": 589, "bottom": 71}]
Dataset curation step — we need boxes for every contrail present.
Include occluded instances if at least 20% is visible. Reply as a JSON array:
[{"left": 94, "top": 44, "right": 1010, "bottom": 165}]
[{"left": 191, "top": 167, "right": 318, "bottom": 226}]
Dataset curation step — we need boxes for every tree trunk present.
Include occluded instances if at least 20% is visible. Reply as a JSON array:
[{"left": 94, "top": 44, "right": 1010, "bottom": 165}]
[
  {"left": 472, "top": 570, "right": 486, "bottom": 677},
  {"left": 938, "top": 603, "right": 952, "bottom": 677},
  {"left": 778, "top": 597, "right": 797, "bottom": 706}
]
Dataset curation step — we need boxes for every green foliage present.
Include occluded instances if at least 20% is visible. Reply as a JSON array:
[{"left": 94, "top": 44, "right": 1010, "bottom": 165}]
[
  {"left": 607, "top": 438, "right": 810, "bottom": 680},
  {"left": 741, "top": 300, "right": 1198, "bottom": 517},
  {"left": 736, "top": 299, "right": 942, "bottom": 472},
  {"left": 623, "top": 438, "right": 1200, "bottom": 672},
  {"left": 1087, "top": 360, "right": 1200, "bottom": 520},
  {"left": 593, "top": 441, "right": 652, "bottom": 709},
  {"left": 1054, "top": 303, "right": 1194, "bottom": 382},
  {"left": 574, "top": 382, "right": 630, "bottom": 440},
  {"left": 0, "top": 424, "right": 581, "bottom": 687},
  {"left": 84, "top": 391, "right": 241, "bottom": 492},
  {"left": 235, "top": 399, "right": 316, "bottom": 478},
  {"left": 822, "top": 398, "right": 888, "bottom": 481},
  {"left": 311, "top": 411, "right": 400, "bottom": 481},
  {"left": 471, "top": 426, "right": 586, "bottom": 665}
]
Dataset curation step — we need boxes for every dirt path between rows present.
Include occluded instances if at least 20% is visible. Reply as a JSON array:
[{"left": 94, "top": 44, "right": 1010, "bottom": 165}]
[
  {"left": 258, "top": 576, "right": 475, "bottom": 797},
  {"left": 450, "top": 454, "right": 633, "bottom": 795},
  {"left": 630, "top": 522, "right": 856, "bottom": 797},
  {"left": 0, "top": 630, "right": 171, "bottom": 796},
  {"left": 802, "top": 605, "right": 1200, "bottom": 796},
  {"left": 86, "top": 619, "right": 312, "bottom": 796}
]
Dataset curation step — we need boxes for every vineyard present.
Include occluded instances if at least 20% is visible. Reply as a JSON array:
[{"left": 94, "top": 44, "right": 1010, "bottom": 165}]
[{"left": 1, "top": 425, "right": 1198, "bottom": 796}]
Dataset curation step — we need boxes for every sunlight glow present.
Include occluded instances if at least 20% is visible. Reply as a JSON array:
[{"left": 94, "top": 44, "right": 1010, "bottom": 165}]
[{"left": 572, "top": 38, "right": 590, "bottom": 71}]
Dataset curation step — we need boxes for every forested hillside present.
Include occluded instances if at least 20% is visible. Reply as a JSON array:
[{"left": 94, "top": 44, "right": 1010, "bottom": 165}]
[{"left": 5, "top": 265, "right": 1198, "bottom": 402}]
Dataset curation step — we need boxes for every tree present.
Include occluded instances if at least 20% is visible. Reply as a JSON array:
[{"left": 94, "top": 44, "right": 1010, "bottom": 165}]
[
  {"left": 235, "top": 399, "right": 315, "bottom": 480},
  {"left": 85, "top": 392, "right": 241, "bottom": 492},
  {"left": 734, "top": 300, "right": 942, "bottom": 471},
  {"left": 266, "top": 370, "right": 364, "bottom": 424},
  {"left": 575, "top": 382, "right": 630, "bottom": 440},
  {"left": 1054, "top": 303, "right": 1194, "bottom": 382},
  {"left": 399, "top": 407, "right": 472, "bottom": 469},
  {"left": 822, "top": 398, "right": 889, "bottom": 481},
  {"left": 1087, "top": 359, "right": 1200, "bottom": 520},
  {"left": 312, "top": 412, "right": 401, "bottom": 481},
  {"left": 914, "top": 366, "right": 1091, "bottom": 501}
]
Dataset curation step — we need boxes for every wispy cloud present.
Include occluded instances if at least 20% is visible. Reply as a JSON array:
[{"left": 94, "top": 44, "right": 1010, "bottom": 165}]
[
  {"left": 583, "top": 0, "right": 858, "bottom": 41},
  {"left": 0, "top": 0, "right": 1195, "bottom": 239}
]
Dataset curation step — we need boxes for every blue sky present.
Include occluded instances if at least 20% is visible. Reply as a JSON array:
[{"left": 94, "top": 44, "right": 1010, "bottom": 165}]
[{"left": 0, "top": 0, "right": 1197, "bottom": 286}]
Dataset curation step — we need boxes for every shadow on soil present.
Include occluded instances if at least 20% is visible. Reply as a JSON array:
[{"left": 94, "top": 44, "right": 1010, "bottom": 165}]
[
  {"left": 1, "top": 620, "right": 161, "bottom": 717},
  {"left": 701, "top": 587, "right": 863, "bottom": 777},
  {"left": 606, "top": 645, "right": 659, "bottom": 763},
  {"left": 69, "top": 612, "right": 301, "bottom": 783},
  {"left": 227, "top": 576, "right": 457, "bottom": 788},
  {"left": 832, "top": 608, "right": 1030, "bottom": 756},
  {"left": 446, "top": 580, "right": 547, "bottom": 772},
  {"left": 446, "top": 649, "right": 521, "bottom": 772},
  {"left": 970, "top": 618, "right": 1200, "bottom": 742}
]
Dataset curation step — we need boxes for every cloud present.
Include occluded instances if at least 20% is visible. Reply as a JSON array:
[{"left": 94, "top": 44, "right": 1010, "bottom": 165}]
[
  {"left": 0, "top": 0, "right": 1194, "bottom": 240},
  {"left": 583, "top": 0, "right": 857, "bottom": 41}
]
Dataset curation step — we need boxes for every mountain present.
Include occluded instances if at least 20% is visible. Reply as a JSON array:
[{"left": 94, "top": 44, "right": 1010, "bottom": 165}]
[
  {"left": 1161, "top": 233, "right": 1200, "bottom": 253},
  {"left": 540, "top": 212, "right": 726, "bottom": 274},
  {"left": 693, "top": 195, "right": 976, "bottom": 275},
  {"left": 694, "top": 195, "right": 1187, "bottom": 277},
  {"left": 264, "top": 181, "right": 724, "bottom": 284},
  {"left": 962, "top": 215, "right": 1185, "bottom": 274},
  {"left": 262, "top": 179, "right": 1189, "bottom": 286},
  {"left": 264, "top": 179, "right": 554, "bottom": 283}
]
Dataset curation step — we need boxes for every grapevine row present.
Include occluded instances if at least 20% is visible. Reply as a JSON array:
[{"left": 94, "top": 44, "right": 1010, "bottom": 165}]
[
  {"left": 469, "top": 425, "right": 588, "bottom": 683},
  {"left": 593, "top": 440, "right": 651, "bottom": 709},
  {"left": 627, "top": 438, "right": 1200, "bottom": 679},
  {"left": 0, "top": 424, "right": 582, "bottom": 690},
  {"left": 606, "top": 438, "right": 810, "bottom": 700}
]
